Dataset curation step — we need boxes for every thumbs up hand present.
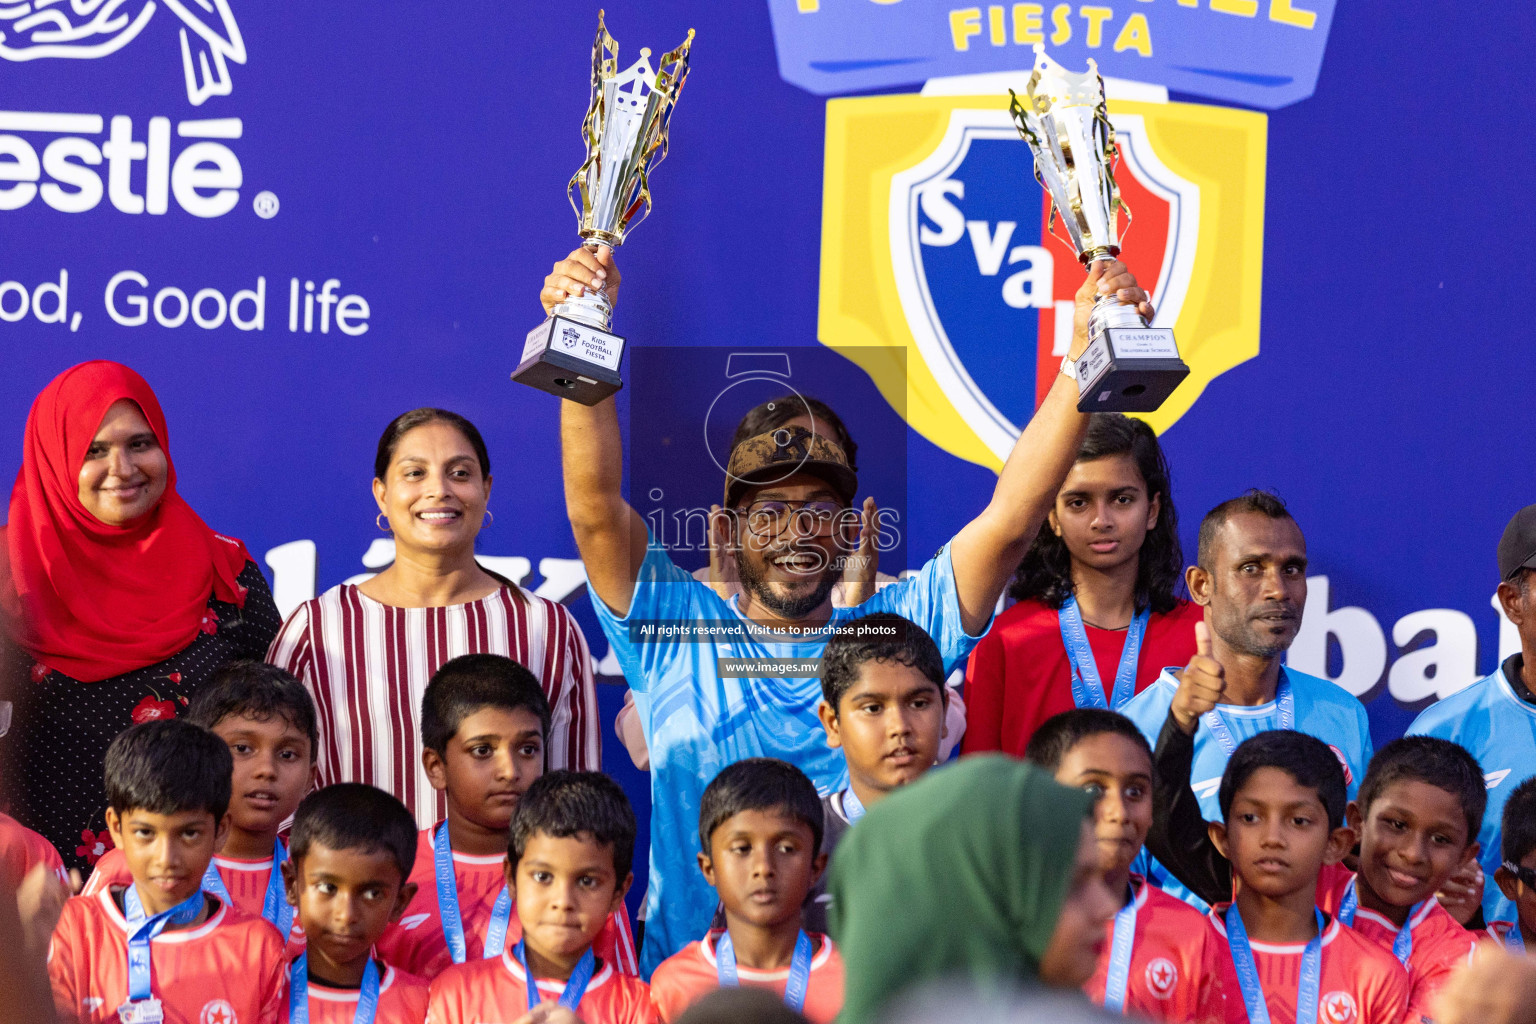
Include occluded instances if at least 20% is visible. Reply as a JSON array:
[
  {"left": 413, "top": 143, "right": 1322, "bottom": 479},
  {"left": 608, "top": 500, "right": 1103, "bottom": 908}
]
[{"left": 1170, "top": 621, "right": 1227, "bottom": 736}]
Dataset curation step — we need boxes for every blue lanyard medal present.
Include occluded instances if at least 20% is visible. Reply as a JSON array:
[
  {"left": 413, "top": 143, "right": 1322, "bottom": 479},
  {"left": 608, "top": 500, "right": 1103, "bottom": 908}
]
[
  {"left": 1226, "top": 905, "right": 1324, "bottom": 1024},
  {"left": 716, "top": 930, "right": 815, "bottom": 1013},
  {"left": 288, "top": 954, "right": 380, "bottom": 1024},
  {"left": 1337, "top": 878, "right": 1418, "bottom": 966},
  {"left": 1505, "top": 923, "right": 1529, "bottom": 955},
  {"left": 433, "top": 822, "right": 514, "bottom": 964},
  {"left": 1059, "top": 597, "right": 1149, "bottom": 711},
  {"left": 119, "top": 885, "right": 205, "bottom": 1022},
  {"left": 199, "top": 837, "right": 294, "bottom": 939},
  {"left": 1203, "top": 672, "right": 1296, "bottom": 756},
  {"left": 1102, "top": 888, "right": 1139, "bottom": 1014},
  {"left": 840, "top": 787, "right": 866, "bottom": 825},
  {"left": 515, "top": 940, "right": 596, "bottom": 1012}
]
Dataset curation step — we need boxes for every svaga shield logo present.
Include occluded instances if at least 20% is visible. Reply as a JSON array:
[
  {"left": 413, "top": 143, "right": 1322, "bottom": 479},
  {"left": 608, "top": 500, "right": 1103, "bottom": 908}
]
[{"left": 819, "top": 91, "right": 1267, "bottom": 467}]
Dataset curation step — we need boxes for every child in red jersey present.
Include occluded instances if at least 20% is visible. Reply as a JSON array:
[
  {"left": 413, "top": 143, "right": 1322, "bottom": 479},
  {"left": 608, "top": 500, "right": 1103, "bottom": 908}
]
[
  {"left": 84, "top": 661, "right": 318, "bottom": 952},
  {"left": 1151, "top": 730, "right": 1484, "bottom": 1022},
  {"left": 964, "top": 413, "right": 1200, "bottom": 757},
  {"left": 376, "top": 655, "right": 634, "bottom": 979},
  {"left": 1205, "top": 731, "right": 1408, "bottom": 1024},
  {"left": 1312, "top": 737, "right": 1483, "bottom": 1022},
  {"left": 49, "top": 720, "right": 287, "bottom": 1024},
  {"left": 2, "top": 809, "right": 70, "bottom": 889},
  {"left": 5, "top": 811, "right": 72, "bottom": 1020},
  {"left": 651, "top": 759, "right": 843, "bottom": 1024},
  {"left": 1487, "top": 776, "right": 1536, "bottom": 953},
  {"left": 280, "top": 784, "right": 428, "bottom": 1024},
  {"left": 1024, "top": 709, "right": 1224, "bottom": 1022},
  {"left": 426, "top": 771, "right": 653, "bottom": 1024}
]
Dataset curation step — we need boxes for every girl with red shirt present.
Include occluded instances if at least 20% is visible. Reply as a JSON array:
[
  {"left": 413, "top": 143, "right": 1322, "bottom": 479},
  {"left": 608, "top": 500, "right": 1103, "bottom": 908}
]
[{"left": 963, "top": 413, "right": 1200, "bottom": 757}]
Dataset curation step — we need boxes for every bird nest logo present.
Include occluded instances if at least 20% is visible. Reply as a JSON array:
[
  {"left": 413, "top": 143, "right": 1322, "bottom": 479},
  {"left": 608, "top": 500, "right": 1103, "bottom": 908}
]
[{"left": 0, "top": 0, "right": 245, "bottom": 106}]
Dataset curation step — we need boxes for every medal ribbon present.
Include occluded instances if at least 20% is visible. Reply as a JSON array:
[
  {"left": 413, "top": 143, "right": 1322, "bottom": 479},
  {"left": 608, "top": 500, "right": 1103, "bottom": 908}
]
[
  {"left": 1202, "top": 671, "right": 1296, "bottom": 757},
  {"left": 1226, "top": 904, "right": 1324, "bottom": 1024},
  {"left": 122, "top": 885, "right": 205, "bottom": 1001},
  {"left": 1059, "top": 597, "right": 1150, "bottom": 711},
  {"left": 200, "top": 838, "right": 293, "bottom": 939},
  {"left": 716, "top": 930, "right": 815, "bottom": 1013},
  {"left": 1505, "top": 923, "right": 1529, "bottom": 955},
  {"left": 1102, "top": 887, "right": 1139, "bottom": 1013},
  {"left": 515, "top": 940, "right": 596, "bottom": 1012},
  {"left": 288, "top": 953, "right": 380, "bottom": 1024},
  {"left": 841, "top": 788, "right": 866, "bottom": 825},
  {"left": 1337, "top": 878, "right": 1418, "bottom": 966},
  {"left": 433, "top": 823, "right": 514, "bottom": 964}
]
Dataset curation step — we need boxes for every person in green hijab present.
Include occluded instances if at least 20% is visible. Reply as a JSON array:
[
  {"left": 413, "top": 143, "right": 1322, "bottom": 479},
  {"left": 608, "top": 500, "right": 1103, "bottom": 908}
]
[{"left": 828, "top": 754, "right": 1118, "bottom": 1024}]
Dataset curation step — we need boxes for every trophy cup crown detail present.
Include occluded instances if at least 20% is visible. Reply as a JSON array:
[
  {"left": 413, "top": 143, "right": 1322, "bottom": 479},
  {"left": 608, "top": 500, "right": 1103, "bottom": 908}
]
[
  {"left": 567, "top": 11, "right": 694, "bottom": 254},
  {"left": 1008, "top": 44, "right": 1189, "bottom": 413},
  {"left": 1008, "top": 45, "right": 1122, "bottom": 264},
  {"left": 515, "top": 12, "right": 695, "bottom": 407}
]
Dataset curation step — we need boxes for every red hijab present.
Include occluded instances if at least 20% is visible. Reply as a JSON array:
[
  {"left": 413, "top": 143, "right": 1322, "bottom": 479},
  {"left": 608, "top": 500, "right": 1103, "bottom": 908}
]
[{"left": 1, "top": 361, "right": 251, "bottom": 682}]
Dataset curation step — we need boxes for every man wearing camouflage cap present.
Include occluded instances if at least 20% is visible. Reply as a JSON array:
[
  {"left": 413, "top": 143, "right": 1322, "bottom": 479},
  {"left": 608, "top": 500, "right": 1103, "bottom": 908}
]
[{"left": 540, "top": 243, "right": 1155, "bottom": 970}]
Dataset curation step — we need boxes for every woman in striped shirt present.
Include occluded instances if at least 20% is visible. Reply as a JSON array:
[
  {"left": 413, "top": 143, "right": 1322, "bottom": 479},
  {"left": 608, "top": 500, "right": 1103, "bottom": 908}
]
[{"left": 267, "top": 408, "right": 598, "bottom": 827}]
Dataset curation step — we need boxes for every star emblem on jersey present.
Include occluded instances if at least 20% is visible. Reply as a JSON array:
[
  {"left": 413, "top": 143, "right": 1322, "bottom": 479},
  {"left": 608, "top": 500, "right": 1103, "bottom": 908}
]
[
  {"left": 1144, "top": 957, "right": 1178, "bottom": 999},
  {"left": 1321, "top": 991, "right": 1358, "bottom": 1024},
  {"left": 200, "top": 999, "right": 238, "bottom": 1024}
]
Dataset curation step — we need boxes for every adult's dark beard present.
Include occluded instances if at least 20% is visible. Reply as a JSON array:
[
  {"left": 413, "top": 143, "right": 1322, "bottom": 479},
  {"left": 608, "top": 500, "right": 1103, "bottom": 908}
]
[
  {"left": 1220, "top": 606, "right": 1300, "bottom": 660},
  {"left": 736, "top": 548, "right": 841, "bottom": 621}
]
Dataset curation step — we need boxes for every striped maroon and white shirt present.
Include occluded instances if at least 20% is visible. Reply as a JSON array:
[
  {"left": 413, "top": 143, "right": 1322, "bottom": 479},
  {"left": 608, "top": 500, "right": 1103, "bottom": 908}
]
[{"left": 266, "top": 583, "right": 599, "bottom": 828}]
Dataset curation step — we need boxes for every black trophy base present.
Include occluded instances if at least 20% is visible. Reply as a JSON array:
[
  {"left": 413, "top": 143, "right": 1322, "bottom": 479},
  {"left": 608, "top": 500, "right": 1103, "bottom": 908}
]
[
  {"left": 1073, "top": 326, "right": 1190, "bottom": 412},
  {"left": 513, "top": 315, "right": 625, "bottom": 406}
]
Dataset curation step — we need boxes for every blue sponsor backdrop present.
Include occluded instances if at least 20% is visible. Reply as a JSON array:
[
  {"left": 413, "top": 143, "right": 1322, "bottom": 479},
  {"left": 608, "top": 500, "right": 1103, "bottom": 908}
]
[{"left": 0, "top": 2, "right": 1532, "bottom": 911}]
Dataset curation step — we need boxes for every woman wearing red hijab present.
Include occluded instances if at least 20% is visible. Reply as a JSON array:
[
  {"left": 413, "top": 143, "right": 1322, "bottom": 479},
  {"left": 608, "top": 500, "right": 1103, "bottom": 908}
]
[{"left": 0, "top": 361, "right": 280, "bottom": 872}]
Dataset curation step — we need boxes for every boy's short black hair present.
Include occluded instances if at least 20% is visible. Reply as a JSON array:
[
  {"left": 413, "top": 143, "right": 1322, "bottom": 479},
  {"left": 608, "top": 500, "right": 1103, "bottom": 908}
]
[
  {"left": 1218, "top": 730, "right": 1346, "bottom": 829},
  {"left": 698, "top": 758, "right": 824, "bottom": 858},
  {"left": 421, "top": 653, "right": 551, "bottom": 754},
  {"left": 820, "top": 613, "right": 945, "bottom": 713},
  {"left": 509, "top": 771, "right": 635, "bottom": 881},
  {"left": 1024, "top": 709, "right": 1152, "bottom": 773},
  {"left": 1502, "top": 777, "right": 1536, "bottom": 865},
  {"left": 1358, "top": 736, "right": 1485, "bottom": 846},
  {"left": 288, "top": 783, "right": 418, "bottom": 881},
  {"left": 186, "top": 659, "right": 319, "bottom": 758},
  {"left": 105, "top": 720, "right": 233, "bottom": 819}
]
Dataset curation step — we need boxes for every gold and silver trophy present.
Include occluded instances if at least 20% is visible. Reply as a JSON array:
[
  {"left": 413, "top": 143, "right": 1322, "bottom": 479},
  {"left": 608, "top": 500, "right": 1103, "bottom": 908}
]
[
  {"left": 514, "top": 11, "right": 694, "bottom": 404},
  {"left": 1009, "top": 46, "right": 1188, "bottom": 412}
]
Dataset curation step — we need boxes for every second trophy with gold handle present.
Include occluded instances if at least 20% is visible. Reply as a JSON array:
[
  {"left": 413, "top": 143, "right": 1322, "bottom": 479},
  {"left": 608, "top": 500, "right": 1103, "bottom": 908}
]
[{"left": 1010, "top": 46, "right": 1189, "bottom": 412}]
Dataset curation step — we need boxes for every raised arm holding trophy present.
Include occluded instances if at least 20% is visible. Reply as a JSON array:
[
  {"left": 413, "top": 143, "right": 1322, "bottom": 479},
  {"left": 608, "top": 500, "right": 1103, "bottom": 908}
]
[
  {"left": 514, "top": 11, "right": 694, "bottom": 404},
  {"left": 1010, "top": 45, "right": 1190, "bottom": 412}
]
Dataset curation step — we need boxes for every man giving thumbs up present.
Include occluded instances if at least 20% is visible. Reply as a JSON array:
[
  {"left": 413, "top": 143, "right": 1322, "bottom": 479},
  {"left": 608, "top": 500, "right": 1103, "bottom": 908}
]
[{"left": 1117, "top": 489, "right": 1375, "bottom": 908}]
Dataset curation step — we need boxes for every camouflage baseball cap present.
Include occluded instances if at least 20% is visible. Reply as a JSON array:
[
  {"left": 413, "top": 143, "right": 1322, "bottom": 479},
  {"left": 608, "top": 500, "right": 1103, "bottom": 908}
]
[{"left": 724, "top": 425, "right": 858, "bottom": 509}]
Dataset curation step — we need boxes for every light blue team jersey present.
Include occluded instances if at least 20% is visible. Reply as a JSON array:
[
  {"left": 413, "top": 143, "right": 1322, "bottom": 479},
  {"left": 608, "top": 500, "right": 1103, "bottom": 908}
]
[
  {"left": 1407, "top": 661, "right": 1536, "bottom": 928},
  {"left": 591, "top": 539, "right": 985, "bottom": 974},
  {"left": 1119, "top": 666, "right": 1374, "bottom": 910}
]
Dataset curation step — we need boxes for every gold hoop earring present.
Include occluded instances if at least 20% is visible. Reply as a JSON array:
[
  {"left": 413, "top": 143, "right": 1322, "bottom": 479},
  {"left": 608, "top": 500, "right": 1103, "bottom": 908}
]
[
  {"left": 483, "top": 509, "right": 494, "bottom": 526},
  {"left": 375, "top": 513, "right": 390, "bottom": 532}
]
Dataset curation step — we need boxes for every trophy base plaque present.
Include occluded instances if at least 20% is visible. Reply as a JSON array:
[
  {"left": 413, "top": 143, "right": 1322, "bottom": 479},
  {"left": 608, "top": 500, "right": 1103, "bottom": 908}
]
[
  {"left": 513, "top": 314, "right": 625, "bottom": 406},
  {"left": 1073, "top": 326, "right": 1190, "bottom": 412}
]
